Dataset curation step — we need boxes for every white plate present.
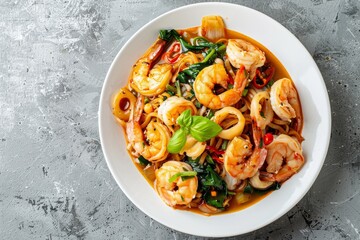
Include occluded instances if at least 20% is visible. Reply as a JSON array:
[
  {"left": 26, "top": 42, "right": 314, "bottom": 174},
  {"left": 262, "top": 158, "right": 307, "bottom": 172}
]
[{"left": 98, "top": 2, "right": 331, "bottom": 237}]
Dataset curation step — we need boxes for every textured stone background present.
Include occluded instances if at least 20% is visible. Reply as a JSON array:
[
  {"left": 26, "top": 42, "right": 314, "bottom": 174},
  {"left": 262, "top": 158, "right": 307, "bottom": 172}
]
[{"left": 1, "top": 0, "right": 359, "bottom": 239}]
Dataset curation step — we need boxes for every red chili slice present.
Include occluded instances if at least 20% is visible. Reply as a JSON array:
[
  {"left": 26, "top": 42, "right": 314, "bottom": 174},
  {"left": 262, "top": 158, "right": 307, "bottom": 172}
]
[
  {"left": 206, "top": 145, "right": 225, "bottom": 155},
  {"left": 252, "top": 63, "right": 275, "bottom": 89},
  {"left": 211, "top": 154, "right": 224, "bottom": 164},
  {"left": 163, "top": 41, "right": 181, "bottom": 64},
  {"left": 263, "top": 133, "right": 274, "bottom": 145}
]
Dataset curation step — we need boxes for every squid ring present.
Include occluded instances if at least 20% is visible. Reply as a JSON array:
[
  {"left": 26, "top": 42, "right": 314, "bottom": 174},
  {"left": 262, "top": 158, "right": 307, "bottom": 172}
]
[
  {"left": 212, "top": 107, "right": 245, "bottom": 140},
  {"left": 112, "top": 87, "right": 136, "bottom": 121}
]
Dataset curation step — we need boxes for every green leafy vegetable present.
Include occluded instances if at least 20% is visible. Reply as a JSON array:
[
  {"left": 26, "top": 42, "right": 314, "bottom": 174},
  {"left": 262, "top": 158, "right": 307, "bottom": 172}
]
[
  {"left": 189, "top": 116, "right": 223, "bottom": 142},
  {"left": 259, "top": 138, "right": 264, "bottom": 148},
  {"left": 204, "top": 190, "right": 227, "bottom": 208},
  {"left": 176, "top": 47, "right": 220, "bottom": 84},
  {"left": 266, "top": 79, "right": 275, "bottom": 88},
  {"left": 138, "top": 155, "right": 150, "bottom": 166},
  {"left": 205, "top": 154, "right": 215, "bottom": 165},
  {"left": 167, "top": 128, "right": 187, "bottom": 153},
  {"left": 177, "top": 109, "right": 192, "bottom": 128},
  {"left": 159, "top": 29, "right": 174, "bottom": 42},
  {"left": 166, "top": 84, "right": 177, "bottom": 94},
  {"left": 194, "top": 100, "right": 202, "bottom": 109},
  {"left": 221, "top": 140, "right": 228, "bottom": 150},
  {"left": 167, "top": 110, "right": 222, "bottom": 153},
  {"left": 168, "top": 170, "right": 197, "bottom": 183},
  {"left": 201, "top": 165, "right": 225, "bottom": 189},
  {"left": 244, "top": 184, "right": 254, "bottom": 194},
  {"left": 260, "top": 111, "right": 265, "bottom": 118},
  {"left": 175, "top": 80, "right": 182, "bottom": 97},
  {"left": 188, "top": 162, "right": 228, "bottom": 209},
  {"left": 206, "top": 109, "right": 214, "bottom": 119},
  {"left": 242, "top": 88, "right": 249, "bottom": 97},
  {"left": 155, "top": 32, "right": 226, "bottom": 84}
]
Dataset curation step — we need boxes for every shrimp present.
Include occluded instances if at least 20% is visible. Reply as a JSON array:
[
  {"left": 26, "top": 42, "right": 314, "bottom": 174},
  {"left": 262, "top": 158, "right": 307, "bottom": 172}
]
[
  {"left": 130, "top": 38, "right": 173, "bottom": 96},
  {"left": 155, "top": 161, "right": 198, "bottom": 207},
  {"left": 250, "top": 91, "right": 274, "bottom": 130},
  {"left": 126, "top": 96, "right": 171, "bottom": 162},
  {"left": 270, "top": 78, "right": 302, "bottom": 132},
  {"left": 224, "top": 137, "right": 267, "bottom": 180},
  {"left": 193, "top": 63, "right": 247, "bottom": 110},
  {"left": 250, "top": 91, "right": 274, "bottom": 147},
  {"left": 226, "top": 39, "right": 266, "bottom": 79},
  {"left": 158, "top": 96, "right": 197, "bottom": 126},
  {"left": 262, "top": 134, "right": 304, "bottom": 182}
]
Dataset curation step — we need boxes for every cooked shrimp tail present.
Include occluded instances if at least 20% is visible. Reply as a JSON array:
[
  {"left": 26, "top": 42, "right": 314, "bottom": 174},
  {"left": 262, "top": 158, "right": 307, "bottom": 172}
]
[{"left": 130, "top": 38, "right": 173, "bottom": 96}]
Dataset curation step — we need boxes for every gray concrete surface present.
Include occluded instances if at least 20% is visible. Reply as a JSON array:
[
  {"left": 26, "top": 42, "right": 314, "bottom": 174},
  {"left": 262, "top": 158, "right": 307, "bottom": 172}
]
[{"left": 1, "top": 0, "right": 359, "bottom": 239}]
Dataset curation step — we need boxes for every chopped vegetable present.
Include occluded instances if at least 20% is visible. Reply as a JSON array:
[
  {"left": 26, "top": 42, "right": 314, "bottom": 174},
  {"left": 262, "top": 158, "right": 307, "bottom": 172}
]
[
  {"left": 252, "top": 62, "right": 275, "bottom": 89},
  {"left": 206, "top": 109, "right": 214, "bottom": 119},
  {"left": 205, "top": 154, "right": 215, "bottom": 165},
  {"left": 138, "top": 155, "right": 150, "bottom": 166},
  {"left": 186, "top": 160, "right": 228, "bottom": 209},
  {"left": 175, "top": 80, "right": 182, "bottom": 97},
  {"left": 206, "top": 145, "right": 225, "bottom": 155},
  {"left": 168, "top": 171, "right": 197, "bottom": 183},
  {"left": 264, "top": 133, "right": 274, "bottom": 145},
  {"left": 166, "top": 84, "right": 177, "bottom": 94},
  {"left": 235, "top": 192, "right": 252, "bottom": 204},
  {"left": 242, "top": 88, "right": 249, "bottom": 97},
  {"left": 163, "top": 41, "right": 181, "bottom": 63},
  {"left": 221, "top": 140, "right": 228, "bottom": 150},
  {"left": 211, "top": 154, "right": 224, "bottom": 164},
  {"left": 266, "top": 79, "right": 275, "bottom": 88},
  {"left": 200, "top": 16, "right": 226, "bottom": 42},
  {"left": 194, "top": 100, "right": 202, "bottom": 108},
  {"left": 259, "top": 138, "right": 264, "bottom": 148}
]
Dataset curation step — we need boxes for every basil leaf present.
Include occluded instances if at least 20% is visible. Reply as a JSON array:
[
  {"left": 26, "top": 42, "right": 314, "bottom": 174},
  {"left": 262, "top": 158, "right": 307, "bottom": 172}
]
[
  {"left": 167, "top": 128, "right": 187, "bottom": 153},
  {"left": 189, "top": 116, "right": 222, "bottom": 142},
  {"left": 177, "top": 109, "right": 192, "bottom": 128},
  {"left": 168, "top": 171, "right": 197, "bottom": 183}
]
